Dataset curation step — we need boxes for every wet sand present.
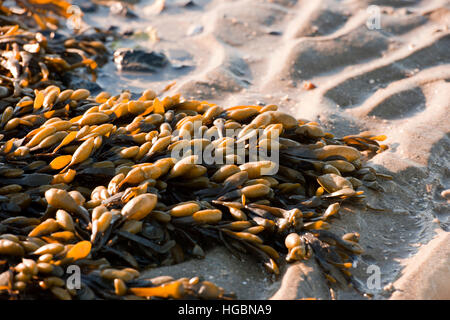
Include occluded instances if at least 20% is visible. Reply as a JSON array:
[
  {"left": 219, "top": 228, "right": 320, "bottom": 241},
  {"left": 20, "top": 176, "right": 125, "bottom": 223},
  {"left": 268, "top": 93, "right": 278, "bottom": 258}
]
[{"left": 83, "top": 0, "right": 450, "bottom": 299}]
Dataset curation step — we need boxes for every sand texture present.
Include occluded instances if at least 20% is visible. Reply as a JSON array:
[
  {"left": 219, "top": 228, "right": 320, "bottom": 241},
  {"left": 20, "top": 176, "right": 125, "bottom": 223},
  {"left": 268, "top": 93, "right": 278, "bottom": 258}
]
[{"left": 84, "top": 0, "right": 450, "bottom": 299}]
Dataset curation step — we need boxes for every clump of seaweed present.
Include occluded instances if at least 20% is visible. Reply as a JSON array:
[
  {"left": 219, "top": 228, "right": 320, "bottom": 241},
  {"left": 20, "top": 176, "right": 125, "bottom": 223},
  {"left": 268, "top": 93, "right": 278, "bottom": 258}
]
[
  {"left": 0, "top": 1, "right": 112, "bottom": 99},
  {"left": 0, "top": 84, "right": 390, "bottom": 299}
]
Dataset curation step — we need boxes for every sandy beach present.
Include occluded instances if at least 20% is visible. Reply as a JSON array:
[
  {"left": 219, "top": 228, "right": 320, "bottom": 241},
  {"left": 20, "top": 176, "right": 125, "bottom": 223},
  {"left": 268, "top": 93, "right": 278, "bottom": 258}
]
[{"left": 2, "top": 0, "right": 447, "bottom": 300}]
